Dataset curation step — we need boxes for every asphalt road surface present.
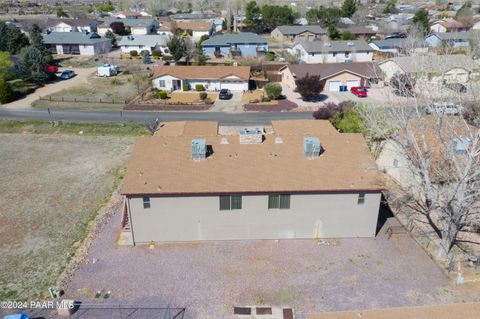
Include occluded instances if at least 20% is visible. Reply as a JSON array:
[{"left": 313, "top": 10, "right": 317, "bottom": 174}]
[{"left": 0, "top": 108, "right": 313, "bottom": 125}]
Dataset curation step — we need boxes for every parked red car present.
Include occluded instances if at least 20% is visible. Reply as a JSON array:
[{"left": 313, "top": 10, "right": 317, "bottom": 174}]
[
  {"left": 350, "top": 86, "right": 368, "bottom": 97},
  {"left": 45, "top": 64, "right": 58, "bottom": 73}
]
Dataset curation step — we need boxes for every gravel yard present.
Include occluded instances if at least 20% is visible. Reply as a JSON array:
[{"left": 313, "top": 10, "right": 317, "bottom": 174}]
[
  {"left": 0, "top": 134, "right": 134, "bottom": 299},
  {"left": 65, "top": 208, "right": 480, "bottom": 319}
]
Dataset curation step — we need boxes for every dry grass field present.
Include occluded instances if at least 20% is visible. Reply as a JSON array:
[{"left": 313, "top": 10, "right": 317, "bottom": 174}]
[
  {"left": 32, "top": 73, "right": 140, "bottom": 110},
  {"left": 0, "top": 133, "right": 135, "bottom": 299}
]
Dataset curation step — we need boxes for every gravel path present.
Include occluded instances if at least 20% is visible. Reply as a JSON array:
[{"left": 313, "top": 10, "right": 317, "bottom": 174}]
[{"left": 65, "top": 208, "right": 475, "bottom": 319}]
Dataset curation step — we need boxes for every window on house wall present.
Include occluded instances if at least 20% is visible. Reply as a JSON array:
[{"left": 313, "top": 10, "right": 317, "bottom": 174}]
[
  {"left": 143, "top": 196, "right": 151, "bottom": 209},
  {"left": 158, "top": 80, "right": 166, "bottom": 87},
  {"left": 220, "top": 195, "right": 242, "bottom": 210},
  {"left": 357, "top": 193, "right": 365, "bottom": 205},
  {"left": 268, "top": 194, "right": 291, "bottom": 209}
]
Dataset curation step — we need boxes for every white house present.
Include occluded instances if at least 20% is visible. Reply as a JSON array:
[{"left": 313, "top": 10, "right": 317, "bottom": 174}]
[
  {"left": 97, "top": 18, "right": 158, "bottom": 35},
  {"left": 46, "top": 18, "right": 97, "bottom": 33},
  {"left": 118, "top": 35, "right": 170, "bottom": 55},
  {"left": 42, "top": 31, "right": 112, "bottom": 56},
  {"left": 291, "top": 40, "right": 373, "bottom": 64},
  {"left": 430, "top": 19, "right": 467, "bottom": 33},
  {"left": 158, "top": 21, "right": 214, "bottom": 42},
  {"left": 473, "top": 21, "right": 480, "bottom": 30},
  {"left": 151, "top": 65, "right": 250, "bottom": 92}
]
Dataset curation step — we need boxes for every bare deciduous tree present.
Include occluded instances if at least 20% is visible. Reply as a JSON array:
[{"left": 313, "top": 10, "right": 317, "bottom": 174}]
[{"left": 360, "top": 55, "right": 480, "bottom": 259}]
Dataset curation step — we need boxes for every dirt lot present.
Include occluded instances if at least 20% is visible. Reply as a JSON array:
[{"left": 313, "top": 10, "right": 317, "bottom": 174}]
[
  {"left": 0, "top": 134, "right": 134, "bottom": 299},
  {"left": 64, "top": 208, "right": 480, "bottom": 319},
  {"left": 169, "top": 91, "right": 218, "bottom": 104},
  {"left": 32, "top": 72, "right": 140, "bottom": 111}
]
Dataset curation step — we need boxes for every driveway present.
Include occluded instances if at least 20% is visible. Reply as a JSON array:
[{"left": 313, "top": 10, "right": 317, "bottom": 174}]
[
  {"left": 2, "top": 67, "right": 96, "bottom": 109},
  {"left": 212, "top": 91, "right": 244, "bottom": 112},
  {"left": 59, "top": 205, "right": 479, "bottom": 319}
]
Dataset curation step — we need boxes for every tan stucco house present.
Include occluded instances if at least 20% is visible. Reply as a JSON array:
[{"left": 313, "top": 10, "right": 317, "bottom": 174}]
[
  {"left": 120, "top": 120, "right": 383, "bottom": 244},
  {"left": 378, "top": 54, "right": 480, "bottom": 85},
  {"left": 270, "top": 25, "right": 326, "bottom": 43},
  {"left": 280, "top": 62, "right": 383, "bottom": 92}
]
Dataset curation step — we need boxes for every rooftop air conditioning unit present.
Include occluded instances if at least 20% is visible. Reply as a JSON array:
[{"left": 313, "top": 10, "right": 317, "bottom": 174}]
[
  {"left": 324, "top": 42, "right": 331, "bottom": 47},
  {"left": 239, "top": 128, "right": 263, "bottom": 144}
]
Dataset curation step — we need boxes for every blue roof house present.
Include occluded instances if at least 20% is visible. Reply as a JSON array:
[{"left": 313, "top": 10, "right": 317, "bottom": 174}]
[
  {"left": 201, "top": 32, "right": 268, "bottom": 58},
  {"left": 425, "top": 32, "right": 472, "bottom": 48}
]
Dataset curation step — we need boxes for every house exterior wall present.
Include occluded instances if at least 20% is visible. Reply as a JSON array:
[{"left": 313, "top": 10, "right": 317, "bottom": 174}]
[
  {"left": 430, "top": 23, "right": 447, "bottom": 33},
  {"left": 376, "top": 140, "right": 417, "bottom": 190},
  {"left": 192, "top": 30, "right": 211, "bottom": 42},
  {"left": 131, "top": 26, "right": 149, "bottom": 35},
  {"left": 270, "top": 28, "right": 285, "bottom": 42},
  {"left": 97, "top": 26, "right": 110, "bottom": 35},
  {"left": 203, "top": 43, "right": 268, "bottom": 57},
  {"left": 152, "top": 75, "right": 248, "bottom": 91},
  {"left": 127, "top": 192, "right": 382, "bottom": 243},
  {"left": 280, "top": 67, "right": 297, "bottom": 89},
  {"left": 50, "top": 22, "right": 93, "bottom": 33},
  {"left": 293, "top": 44, "right": 372, "bottom": 63},
  {"left": 379, "top": 61, "right": 404, "bottom": 81},
  {"left": 430, "top": 67, "right": 470, "bottom": 85},
  {"left": 152, "top": 75, "right": 181, "bottom": 91},
  {"left": 325, "top": 72, "right": 364, "bottom": 91}
]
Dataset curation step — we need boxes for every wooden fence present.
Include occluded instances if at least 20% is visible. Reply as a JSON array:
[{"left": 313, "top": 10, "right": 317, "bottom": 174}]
[{"left": 39, "top": 96, "right": 129, "bottom": 104}]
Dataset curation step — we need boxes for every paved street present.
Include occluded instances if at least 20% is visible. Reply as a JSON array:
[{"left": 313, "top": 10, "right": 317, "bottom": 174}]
[{"left": 0, "top": 108, "right": 313, "bottom": 125}]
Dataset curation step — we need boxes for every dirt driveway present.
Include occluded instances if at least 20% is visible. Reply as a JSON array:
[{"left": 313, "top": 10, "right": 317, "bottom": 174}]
[
  {"left": 60, "top": 206, "right": 480, "bottom": 319},
  {"left": 2, "top": 67, "right": 96, "bottom": 109}
]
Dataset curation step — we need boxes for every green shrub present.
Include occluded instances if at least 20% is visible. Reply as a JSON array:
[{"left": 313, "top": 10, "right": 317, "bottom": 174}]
[
  {"left": 265, "top": 51, "right": 275, "bottom": 61},
  {"left": 130, "top": 50, "right": 138, "bottom": 57},
  {"left": 195, "top": 84, "right": 205, "bottom": 92},
  {"left": 156, "top": 90, "right": 168, "bottom": 99},
  {"left": 126, "top": 56, "right": 132, "bottom": 60},
  {"left": 136, "top": 56, "right": 142, "bottom": 60},
  {"left": 261, "top": 96, "right": 271, "bottom": 102},
  {"left": 152, "top": 49, "right": 162, "bottom": 57},
  {"left": 199, "top": 92, "right": 207, "bottom": 100},
  {"left": 162, "top": 55, "right": 173, "bottom": 61},
  {"left": 140, "top": 50, "right": 150, "bottom": 56},
  {"left": 153, "top": 56, "right": 160, "bottom": 60},
  {"left": 182, "top": 84, "right": 190, "bottom": 91},
  {"left": 329, "top": 107, "right": 365, "bottom": 133},
  {"left": 0, "top": 79, "right": 15, "bottom": 104},
  {"left": 264, "top": 82, "right": 282, "bottom": 99}
]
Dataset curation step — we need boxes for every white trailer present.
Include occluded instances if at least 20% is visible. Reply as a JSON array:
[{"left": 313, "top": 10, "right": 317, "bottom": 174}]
[{"left": 97, "top": 64, "right": 118, "bottom": 77}]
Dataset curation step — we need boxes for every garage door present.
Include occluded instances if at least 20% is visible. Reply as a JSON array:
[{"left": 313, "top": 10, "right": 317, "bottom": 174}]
[
  {"left": 346, "top": 80, "right": 360, "bottom": 89},
  {"left": 328, "top": 81, "right": 341, "bottom": 92},
  {"left": 220, "top": 81, "right": 247, "bottom": 91}
]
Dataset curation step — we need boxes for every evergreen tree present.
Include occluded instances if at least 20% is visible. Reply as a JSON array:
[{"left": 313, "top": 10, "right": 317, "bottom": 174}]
[
  {"left": 341, "top": 0, "right": 358, "bottom": 18},
  {"left": 167, "top": 35, "right": 186, "bottom": 61},
  {"left": 412, "top": 9, "right": 430, "bottom": 36}
]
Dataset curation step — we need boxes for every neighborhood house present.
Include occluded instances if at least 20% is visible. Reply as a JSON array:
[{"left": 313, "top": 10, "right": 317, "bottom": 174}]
[
  {"left": 151, "top": 65, "right": 250, "bottom": 91},
  {"left": 270, "top": 25, "right": 326, "bottom": 43},
  {"left": 201, "top": 32, "right": 268, "bottom": 57},
  {"left": 158, "top": 21, "right": 214, "bottom": 42},
  {"left": 378, "top": 54, "right": 479, "bottom": 84},
  {"left": 425, "top": 32, "right": 472, "bottom": 48},
  {"left": 291, "top": 40, "right": 373, "bottom": 64},
  {"left": 97, "top": 18, "right": 158, "bottom": 35},
  {"left": 121, "top": 120, "right": 383, "bottom": 244},
  {"left": 280, "top": 62, "right": 383, "bottom": 92},
  {"left": 118, "top": 34, "right": 170, "bottom": 55},
  {"left": 42, "top": 31, "right": 112, "bottom": 56},
  {"left": 45, "top": 18, "right": 97, "bottom": 33}
]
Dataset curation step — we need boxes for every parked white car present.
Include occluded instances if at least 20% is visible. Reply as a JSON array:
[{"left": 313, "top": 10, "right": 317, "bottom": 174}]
[
  {"left": 97, "top": 64, "right": 118, "bottom": 77},
  {"left": 425, "top": 102, "right": 464, "bottom": 116}
]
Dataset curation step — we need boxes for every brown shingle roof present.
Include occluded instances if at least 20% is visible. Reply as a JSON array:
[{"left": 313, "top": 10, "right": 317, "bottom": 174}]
[
  {"left": 152, "top": 65, "right": 251, "bottom": 80},
  {"left": 281, "top": 62, "right": 384, "bottom": 81},
  {"left": 159, "top": 21, "right": 213, "bottom": 32},
  {"left": 121, "top": 120, "right": 382, "bottom": 195}
]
